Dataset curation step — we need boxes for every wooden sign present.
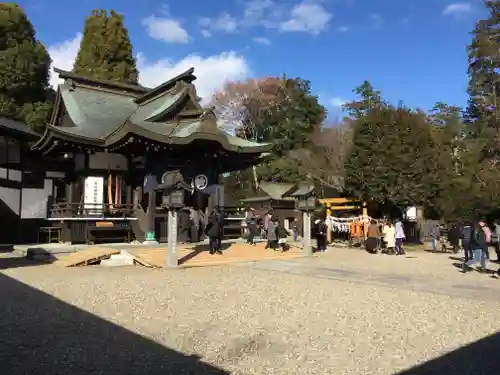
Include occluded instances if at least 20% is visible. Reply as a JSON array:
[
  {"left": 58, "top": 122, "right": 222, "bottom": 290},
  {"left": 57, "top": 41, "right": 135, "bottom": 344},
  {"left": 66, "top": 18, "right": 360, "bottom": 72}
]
[{"left": 96, "top": 221, "right": 113, "bottom": 227}]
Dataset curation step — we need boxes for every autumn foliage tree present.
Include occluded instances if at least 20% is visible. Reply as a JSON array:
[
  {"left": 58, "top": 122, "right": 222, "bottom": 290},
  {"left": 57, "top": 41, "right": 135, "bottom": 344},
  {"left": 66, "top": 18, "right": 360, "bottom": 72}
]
[
  {"left": 288, "top": 121, "right": 352, "bottom": 191},
  {"left": 212, "top": 75, "right": 326, "bottom": 193}
]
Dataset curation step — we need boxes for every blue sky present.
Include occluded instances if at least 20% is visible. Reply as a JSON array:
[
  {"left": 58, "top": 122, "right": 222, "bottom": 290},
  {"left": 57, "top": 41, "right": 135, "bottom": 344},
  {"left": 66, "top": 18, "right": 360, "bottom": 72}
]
[{"left": 20, "top": 0, "right": 483, "bottom": 119}]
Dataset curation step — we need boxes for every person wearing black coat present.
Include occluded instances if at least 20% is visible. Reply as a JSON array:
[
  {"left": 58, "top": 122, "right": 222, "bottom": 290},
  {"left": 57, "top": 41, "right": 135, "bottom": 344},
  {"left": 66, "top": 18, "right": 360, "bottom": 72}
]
[
  {"left": 247, "top": 217, "right": 259, "bottom": 245},
  {"left": 206, "top": 208, "right": 223, "bottom": 255},
  {"left": 448, "top": 224, "right": 460, "bottom": 253}
]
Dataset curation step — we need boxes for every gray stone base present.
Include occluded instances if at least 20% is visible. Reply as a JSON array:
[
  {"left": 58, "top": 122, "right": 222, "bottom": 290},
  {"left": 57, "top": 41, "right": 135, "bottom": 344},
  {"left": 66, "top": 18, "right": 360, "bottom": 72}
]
[{"left": 142, "top": 240, "right": 159, "bottom": 245}]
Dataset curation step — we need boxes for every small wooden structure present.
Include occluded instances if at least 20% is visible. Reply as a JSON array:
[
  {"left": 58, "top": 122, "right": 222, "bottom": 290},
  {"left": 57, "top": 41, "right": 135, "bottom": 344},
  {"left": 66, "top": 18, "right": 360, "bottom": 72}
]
[{"left": 240, "top": 182, "right": 302, "bottom": 231}]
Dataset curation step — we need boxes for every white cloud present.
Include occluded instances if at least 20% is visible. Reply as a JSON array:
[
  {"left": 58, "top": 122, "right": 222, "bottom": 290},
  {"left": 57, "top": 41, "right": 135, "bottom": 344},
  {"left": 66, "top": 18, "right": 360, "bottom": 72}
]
[
  {"left": 197, "top": 0, "right": 330, "bottom": 36},
  {"left": 200, "top": 29, "right": 212, "bottom": 38},
  {"left": 142, "top": 15, "right": 190, "bottom": 43},
  {"left": 47, "top": 33, "right": 82, "bottom": 88},
  {"left": 443, "top": 3, "right": 472, "bottom": 16},
  {"left": 137, "top": 53, "right": 250, "bottom": 102},
  {"left": 330, "top": 97, "right": 347, "bottom": 107},
  {"left": 47, "top": 34, "right": 250, "bottom": 105},
  {"left": 280, "top": 1, "right": 332, "bottom": 35},
  {"left": 199, "top": 12, "right": 239, "bottom": 33},
  {"left": 253, "top": 37, "right": 271, "bottom": 45}
]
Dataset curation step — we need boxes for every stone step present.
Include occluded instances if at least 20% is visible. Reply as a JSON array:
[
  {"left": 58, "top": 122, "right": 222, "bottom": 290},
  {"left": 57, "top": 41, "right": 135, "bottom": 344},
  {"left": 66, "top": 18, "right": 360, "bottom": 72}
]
[
  {"left": 101, "top": 250, "right": 135, "bottom": 266},
  {"left": 100, "top": 257, "right": 134, "bottom": 267}
]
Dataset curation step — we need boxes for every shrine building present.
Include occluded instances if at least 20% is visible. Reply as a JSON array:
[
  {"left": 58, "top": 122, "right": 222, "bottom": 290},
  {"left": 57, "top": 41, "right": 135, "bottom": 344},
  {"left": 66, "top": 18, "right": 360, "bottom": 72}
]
[{"left": 2, "top": 67, "right": 271, "bottom": 245}]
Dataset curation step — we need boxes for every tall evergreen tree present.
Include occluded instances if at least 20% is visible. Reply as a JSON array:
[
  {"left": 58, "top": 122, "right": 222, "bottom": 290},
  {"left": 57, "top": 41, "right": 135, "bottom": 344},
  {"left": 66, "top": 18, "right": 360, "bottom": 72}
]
[
  {"left": 343, "top": 80, "right": 386, "bottom": 119},
  {"left": 466, "top": 0, "right": 500, "bottom": 153},
  {"left": 0, "top": 3, "right": 52, "bottom": 131},
  {"left": 73, "top": 9, "right": 138, "bottom": 84},
  {"left": 459, "top": 0, "right": 500, "bottom": 219},
  {"left": 345, "top": 105, "right": 440, "bottom": 212}
]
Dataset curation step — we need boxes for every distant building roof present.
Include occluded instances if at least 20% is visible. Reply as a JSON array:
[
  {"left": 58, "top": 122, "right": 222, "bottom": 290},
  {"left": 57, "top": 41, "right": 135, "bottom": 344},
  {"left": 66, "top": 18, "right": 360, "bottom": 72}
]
[
  {"left": 240, "top": 182, "right": 297, "bottom": 203},
  {"left": 0, "top": 117, "right": 40, "bottom": 139}
]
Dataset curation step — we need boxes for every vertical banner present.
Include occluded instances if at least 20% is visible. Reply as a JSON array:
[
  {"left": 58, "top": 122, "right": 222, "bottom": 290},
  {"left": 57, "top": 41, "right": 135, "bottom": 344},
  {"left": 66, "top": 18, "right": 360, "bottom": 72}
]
[{"left": 84, "top": 176, "right": 104, "bottom": 216}]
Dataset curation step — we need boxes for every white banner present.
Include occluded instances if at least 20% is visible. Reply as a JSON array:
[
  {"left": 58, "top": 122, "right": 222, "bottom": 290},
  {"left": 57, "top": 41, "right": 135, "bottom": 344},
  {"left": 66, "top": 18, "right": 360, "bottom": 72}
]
[{"left": 84, "top": 176, "right": 104, "bottom": 215}]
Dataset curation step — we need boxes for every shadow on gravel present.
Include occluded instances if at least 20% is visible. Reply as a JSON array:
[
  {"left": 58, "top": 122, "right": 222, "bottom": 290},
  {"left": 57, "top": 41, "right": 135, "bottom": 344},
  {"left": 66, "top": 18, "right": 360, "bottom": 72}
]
[
  {"left": 424, "top": 250, "right": 448, "bottom": 254},
  {"left": 395, "top": 332, "right": 500, "bottom": 375},
  {"left": 0, "top": 273, "right": 229, "bottom": 375},
  {"left": 0, "top": 257, "right": 55, "bottom": 270}
]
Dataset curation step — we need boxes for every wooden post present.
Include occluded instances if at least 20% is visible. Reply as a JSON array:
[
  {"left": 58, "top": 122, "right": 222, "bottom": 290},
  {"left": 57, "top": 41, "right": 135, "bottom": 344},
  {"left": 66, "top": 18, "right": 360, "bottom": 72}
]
[
  {"left": 133, "top": 186, "right": 142, "bottom": 209},
  {"left": 65, "top": 181, "right": 74, "bottom": 216}
]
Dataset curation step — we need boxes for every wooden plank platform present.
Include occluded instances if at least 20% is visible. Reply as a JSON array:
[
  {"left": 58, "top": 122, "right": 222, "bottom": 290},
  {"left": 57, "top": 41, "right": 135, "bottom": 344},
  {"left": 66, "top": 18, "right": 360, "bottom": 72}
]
[
  {"left": 55, "top": 247, "right": 121, "bottom": 267},
  {"left": 127, "top": 242, "right": 304, "bottom": 268}
]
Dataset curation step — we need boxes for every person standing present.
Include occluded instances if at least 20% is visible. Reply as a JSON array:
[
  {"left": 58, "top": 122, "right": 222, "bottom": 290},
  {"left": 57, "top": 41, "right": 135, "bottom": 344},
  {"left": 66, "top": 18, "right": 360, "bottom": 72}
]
[
  {"left": 314, "top": 219, "right": 327, "bottom": 252},
  {"left": 395, "top": 220, "right": 406, "bottom": 256},
  {"left": 463, "top": 221, "right": 488, "bottom": 272},
  {"left": 430, "top": 224, "right": 440, "bottom": 252},
  {"left": 264, "top": 210, "right": 273, "bottom": 248},
  {"left": 383, "top": 221, "right": 396, "bottom": 254},
  {"left": 276, "top": 220, "right": 291, "bottom": 252},
  {"left": 461, "top": 221, "right": 473, "bottom": 262},
  {"left": 267, "top": 216, "right": 279, "bottom": 250},
  {"left": 480, "top": 220, "right": 491, "bottom": 260},
  {"left": 206, "top": 207, "right": 223, "bottom": 255},
  {"left": 247, "top": 216, "right": 260, "bottom": 246},
  {"left": 189, "top": 208, "right": 201, "bottom": 243},
  {"left": 448, "top": 223, "right": 460, "bottom": 253},
  {"left": 494, "top": 221, "right": 500, "bottom": 262},
  {"left": 366, "top": 219, "right": 381, "bottom": 254}
]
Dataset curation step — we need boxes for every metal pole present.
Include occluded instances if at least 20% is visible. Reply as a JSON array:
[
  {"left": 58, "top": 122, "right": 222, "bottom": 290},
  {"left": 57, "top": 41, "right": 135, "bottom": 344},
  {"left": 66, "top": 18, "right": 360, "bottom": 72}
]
[
  {"left": 303, "top": 211, "right": 313, "bottom": 257},
  {"left": 166, "top": 209, "right": 178, "bottom": 267}
]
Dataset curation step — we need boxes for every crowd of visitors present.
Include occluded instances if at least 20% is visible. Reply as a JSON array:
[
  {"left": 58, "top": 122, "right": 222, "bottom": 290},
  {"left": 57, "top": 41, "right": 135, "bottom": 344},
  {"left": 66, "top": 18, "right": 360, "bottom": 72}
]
[
  {"left": 456, "top": 220, "right": 500, "bottom": 275},
  {"left": 364, "top": 219, "right": 406, "bottom": 255},
  {"left": 240, "top": 206, "right": 500, "bottom": 278},
  {"left": 242, "top": 208, "right": 292, "bottom": 251}
]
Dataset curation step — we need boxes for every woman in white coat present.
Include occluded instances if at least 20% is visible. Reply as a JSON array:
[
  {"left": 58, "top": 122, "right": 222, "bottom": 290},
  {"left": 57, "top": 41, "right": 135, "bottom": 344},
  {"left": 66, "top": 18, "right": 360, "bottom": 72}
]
[{"left": 383, "top": 221, "right": 396, "bottom": 254}]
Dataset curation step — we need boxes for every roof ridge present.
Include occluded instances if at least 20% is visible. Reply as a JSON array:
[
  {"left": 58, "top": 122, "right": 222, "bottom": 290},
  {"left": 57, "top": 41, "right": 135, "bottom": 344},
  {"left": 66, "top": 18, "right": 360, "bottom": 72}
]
[
  {"left": 53, "top": 67, "right": 149, "bottom": 95},
  {"left": 134, "top": 68, "right": 196, "bottom": 104}
]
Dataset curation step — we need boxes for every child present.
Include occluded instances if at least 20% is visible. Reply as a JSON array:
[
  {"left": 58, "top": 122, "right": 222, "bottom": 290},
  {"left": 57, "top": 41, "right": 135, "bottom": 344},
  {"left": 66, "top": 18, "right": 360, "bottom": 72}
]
[{"left": 275, "top": 221, "right": 291, "bottom": 252}]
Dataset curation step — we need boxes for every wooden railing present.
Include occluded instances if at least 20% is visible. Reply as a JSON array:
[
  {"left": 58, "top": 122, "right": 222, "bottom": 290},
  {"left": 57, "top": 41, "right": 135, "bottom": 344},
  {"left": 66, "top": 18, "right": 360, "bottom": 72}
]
[{"left": 49, "top": 202, "right": 136, "bottom": 218}]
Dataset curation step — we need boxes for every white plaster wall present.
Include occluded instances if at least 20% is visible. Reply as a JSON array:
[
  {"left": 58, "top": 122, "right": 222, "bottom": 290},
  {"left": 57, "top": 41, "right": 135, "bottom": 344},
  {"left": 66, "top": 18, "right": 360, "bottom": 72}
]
[
  {"left": 89, "top": 152, "right": 127, "bottom": 171},
  {"left": 21, "top": 179, "right": 53, "bottom": 219},
  {"left": 46, "top": 171, "right": 65, "bottom": 178},
  {"left": 0, "top": 186, "right": 20, "bottom": 215},
  {"left": 9, "top": 169, "right": 22, "bottom": 182}
]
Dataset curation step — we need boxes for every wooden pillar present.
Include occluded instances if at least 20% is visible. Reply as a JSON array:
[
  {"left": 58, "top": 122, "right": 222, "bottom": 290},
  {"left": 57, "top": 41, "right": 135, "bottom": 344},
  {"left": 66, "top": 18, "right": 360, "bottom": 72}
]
[
  {"left": 133, "top": 186, "right": 142, "bottom": 209},
  {"left": 125, "top": 182, "right": 132, "bottom": 216},
  {"left": 65, "top": 181, "right": 74, "bottom": 216}
]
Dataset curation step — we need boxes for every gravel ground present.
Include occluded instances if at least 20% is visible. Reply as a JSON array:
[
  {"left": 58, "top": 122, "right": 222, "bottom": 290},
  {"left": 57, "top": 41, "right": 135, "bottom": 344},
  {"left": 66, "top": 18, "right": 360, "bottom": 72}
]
[{"left": 1, "top": 250, "right": 500, "bottom": 375}]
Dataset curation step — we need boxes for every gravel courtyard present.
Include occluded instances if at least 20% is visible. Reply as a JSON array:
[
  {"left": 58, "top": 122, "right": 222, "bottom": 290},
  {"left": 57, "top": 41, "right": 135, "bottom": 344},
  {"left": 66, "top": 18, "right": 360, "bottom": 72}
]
[{"left": 1, "top": 248, "right": 500, "bottom": 374}]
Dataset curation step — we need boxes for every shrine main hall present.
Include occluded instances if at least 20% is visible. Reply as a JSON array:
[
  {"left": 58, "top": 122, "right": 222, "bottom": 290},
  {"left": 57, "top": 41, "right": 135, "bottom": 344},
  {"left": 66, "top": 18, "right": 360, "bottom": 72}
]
[{"left": 0, "top": 67, "right": 271, "bottom": 245}]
